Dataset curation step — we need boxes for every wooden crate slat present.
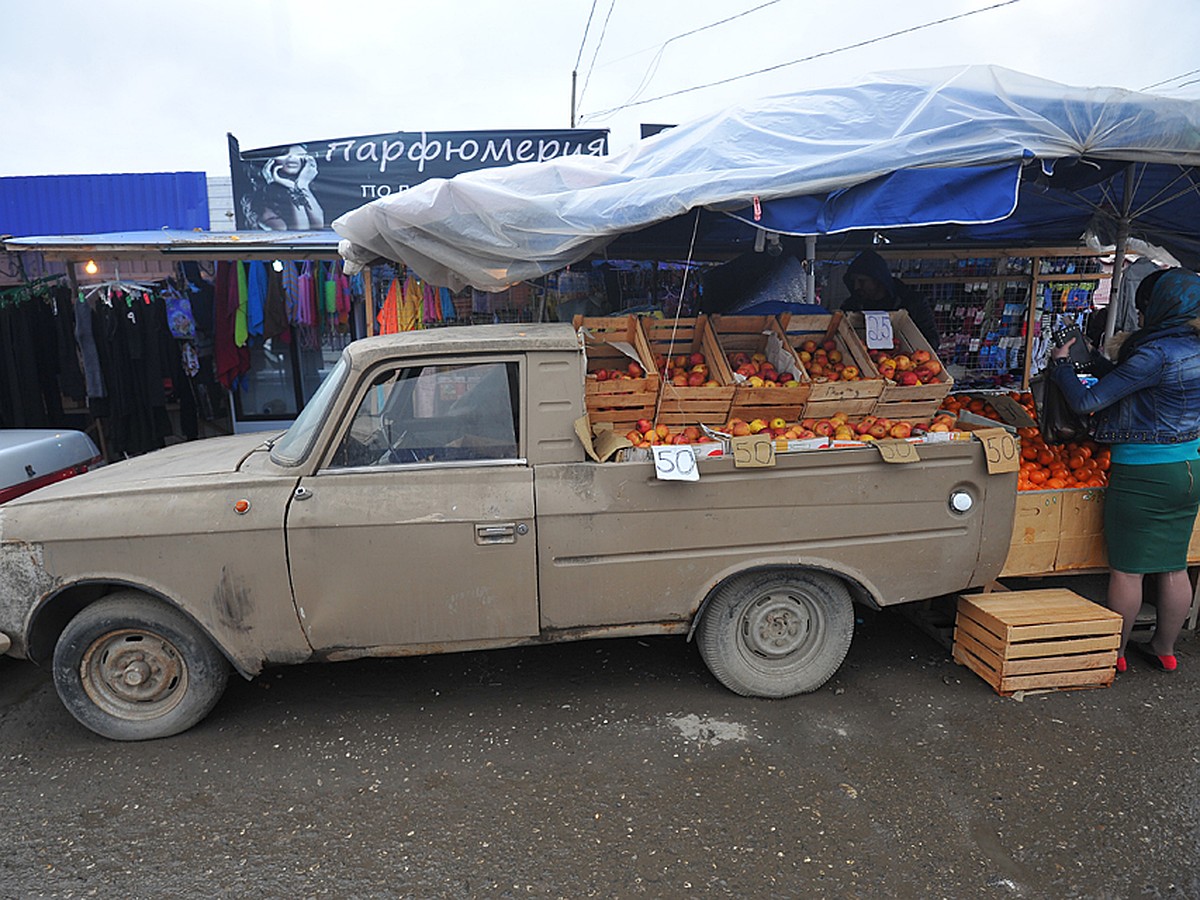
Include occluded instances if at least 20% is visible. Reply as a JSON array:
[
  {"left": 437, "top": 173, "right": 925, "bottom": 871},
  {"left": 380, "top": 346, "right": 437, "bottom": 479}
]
[
  {"left": 998, "top": 669, "right": 1115, "bottom": 693},
  {"left": 1000, "top": 650, "right": 1118, "bottom": 676},
  {"left": 1004, "top": 633, "right": 1120, "bottom": 659}
]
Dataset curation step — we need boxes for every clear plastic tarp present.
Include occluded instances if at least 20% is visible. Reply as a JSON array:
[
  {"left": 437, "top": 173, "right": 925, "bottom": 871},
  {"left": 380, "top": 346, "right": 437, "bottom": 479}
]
[{"left": 333, "top": 65, "right": 1200, "bottom": 291}]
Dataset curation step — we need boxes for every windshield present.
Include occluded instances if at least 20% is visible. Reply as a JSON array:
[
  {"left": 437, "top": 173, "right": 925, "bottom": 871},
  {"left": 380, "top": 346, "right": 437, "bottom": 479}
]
[{"left": 269, "top": 355, "right": 349, "bottom": 466}]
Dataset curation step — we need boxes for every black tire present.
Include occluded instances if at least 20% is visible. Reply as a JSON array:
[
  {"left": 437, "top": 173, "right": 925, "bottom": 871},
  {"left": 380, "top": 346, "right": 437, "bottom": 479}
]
[
  {"left": 52, "top": 591, "right": 231, "bottom": 741},
  {"left": 697, "top": 570, "right": 854, "bottom": 698}
]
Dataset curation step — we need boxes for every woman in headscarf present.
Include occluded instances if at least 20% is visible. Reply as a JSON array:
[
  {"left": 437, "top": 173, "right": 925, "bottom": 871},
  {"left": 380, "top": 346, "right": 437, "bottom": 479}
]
[{"left": 1051, "top": 268, "right": 1200, "bottom": 673}]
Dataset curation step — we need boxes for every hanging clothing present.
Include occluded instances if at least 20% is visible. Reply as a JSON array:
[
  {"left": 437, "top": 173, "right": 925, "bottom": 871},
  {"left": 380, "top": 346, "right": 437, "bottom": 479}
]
[
  {"left": 234, "top": 261, "right": 250, "bottom": 347},
  {"left": 401, "top": 276, "right": 424, "bottom": 331},
  {"left": 215, "top": 261, "right": 251, "bottom": 390},
  {"left": 376, "top": 277, "right": 401, "bottom": 335},
  {"left": 440, "top": 287, "right": 456, "bottom": 321},
  {"left": 73, "top": 292, "right": 107, "bottom": 402},
  {"left": 264, "top": 266, "right": 291, "bottom": 342},
  {"left": 246, "top": 261, "right": 268, "bottom": 339}
]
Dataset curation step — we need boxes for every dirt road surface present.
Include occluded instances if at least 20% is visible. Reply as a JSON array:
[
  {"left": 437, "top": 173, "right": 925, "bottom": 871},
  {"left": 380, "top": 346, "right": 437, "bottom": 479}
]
[{"left": 2, "top": 604, "right": 1197, "bottom": 898}]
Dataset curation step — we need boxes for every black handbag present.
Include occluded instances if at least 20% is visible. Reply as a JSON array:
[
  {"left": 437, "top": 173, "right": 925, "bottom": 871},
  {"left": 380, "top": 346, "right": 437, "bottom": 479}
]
[{"left": 1037, "top": 371, "right": 1093, "bottom": 445}]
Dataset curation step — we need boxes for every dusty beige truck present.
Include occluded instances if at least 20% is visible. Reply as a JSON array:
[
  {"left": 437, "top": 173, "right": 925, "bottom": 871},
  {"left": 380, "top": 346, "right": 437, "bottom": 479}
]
[{"left": 0, "top": 323, "right": 1016, "bottom": 740}]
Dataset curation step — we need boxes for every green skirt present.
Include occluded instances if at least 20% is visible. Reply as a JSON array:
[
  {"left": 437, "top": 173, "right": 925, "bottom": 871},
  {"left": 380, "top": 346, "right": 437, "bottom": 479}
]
[{"left": 1104, "top": 460, "right": 1200, "bottom": 573}]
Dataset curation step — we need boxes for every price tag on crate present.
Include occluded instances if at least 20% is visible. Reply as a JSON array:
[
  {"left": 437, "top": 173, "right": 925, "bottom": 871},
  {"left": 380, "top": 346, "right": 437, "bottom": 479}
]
[
  {"left": 974, "top": 427, "right": 1021, "bottom": 474},
  {"left": 875, "top": 439, "right": 920, "bottom": 464},
  {"left": 652, "top": 444, "right": 700, "bottom": 482},
  {"left": 863, "top": 312, "right": 895, "bottom": 350},
  {"left": 731, "top": 434, "right": 776, "bottom": 468}
]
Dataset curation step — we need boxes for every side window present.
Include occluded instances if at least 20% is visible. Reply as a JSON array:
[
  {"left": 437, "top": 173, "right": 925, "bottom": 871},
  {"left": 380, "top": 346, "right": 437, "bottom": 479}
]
[{"left": 329, "top": 361, "right": 520, "bottom": 467}]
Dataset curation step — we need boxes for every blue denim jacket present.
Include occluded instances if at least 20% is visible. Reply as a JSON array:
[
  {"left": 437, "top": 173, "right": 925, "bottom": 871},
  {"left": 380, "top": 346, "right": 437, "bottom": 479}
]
[{"left": 1050, "top": 331, "right": 1200, "bottom": 444}]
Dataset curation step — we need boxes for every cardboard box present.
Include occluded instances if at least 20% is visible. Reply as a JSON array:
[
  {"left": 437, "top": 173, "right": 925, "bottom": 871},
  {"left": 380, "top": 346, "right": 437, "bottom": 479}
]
[
  {"left": 953, "top": 589, "right": 1121, "bottom": 695},
  {"left": 709, "top": 315, "right": 811, "bottom": 422},
  {"left": 1055, "top": 488, "right": 1107, "bottom": 571},
  {"left": 644, "top": 316, "right": 736, "bottom": 426},
  {"left": 999, "top": 490, "right": 1062, "bottom": 577},
  {"left": 575, "top": 315, "right": 660, "bottom": 429},
  {"left": 779, "top": 313, "right": 885, "bottom": 415}
]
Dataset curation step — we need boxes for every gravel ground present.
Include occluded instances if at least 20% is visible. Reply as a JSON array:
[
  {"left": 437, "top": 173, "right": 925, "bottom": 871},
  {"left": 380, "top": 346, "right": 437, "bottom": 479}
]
[{"left": 2, "top": 598, "right": 1198, "bottom": 899}]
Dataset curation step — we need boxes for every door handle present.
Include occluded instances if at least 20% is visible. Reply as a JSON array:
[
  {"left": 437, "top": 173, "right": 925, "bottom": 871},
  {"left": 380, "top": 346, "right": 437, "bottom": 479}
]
[{"left": 475, "top": 523, "right": 517, "bottom": 545}]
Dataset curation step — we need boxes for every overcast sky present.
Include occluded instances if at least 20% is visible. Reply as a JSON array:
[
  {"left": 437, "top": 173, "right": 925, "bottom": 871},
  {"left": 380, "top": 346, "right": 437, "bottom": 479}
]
[{"left": 3, "top": 0, "right": 1198, "bottom": 178}]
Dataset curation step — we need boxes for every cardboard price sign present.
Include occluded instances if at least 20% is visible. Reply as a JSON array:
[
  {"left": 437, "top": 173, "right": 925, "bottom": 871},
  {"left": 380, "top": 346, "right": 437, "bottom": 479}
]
[
  {"left": 652, "top": 444, "right": 700, "bottom": 481},
  {"left": 863, "top": 311, "right": 895, "bottom": 350},
  {"left": 731, "top": 434, "right": 776, "bottom": 468},
  {"left": 975, "top": 427, "right": 1021, "bottom": 474},
  {"left": 875, "top": 439, "right": 920, "bottom": 464}
]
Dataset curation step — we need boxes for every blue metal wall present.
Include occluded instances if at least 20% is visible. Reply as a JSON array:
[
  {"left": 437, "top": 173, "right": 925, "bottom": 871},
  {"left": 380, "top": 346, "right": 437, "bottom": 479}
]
[{"left": 0, "top": 172, "right": 210, "bottom": 237}]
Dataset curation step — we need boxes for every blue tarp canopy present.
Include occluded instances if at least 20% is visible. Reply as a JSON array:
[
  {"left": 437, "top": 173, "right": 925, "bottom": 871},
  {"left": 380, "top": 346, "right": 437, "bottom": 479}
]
[{"left": 334, "top": 65, "right": 1200, "bottom": 291}]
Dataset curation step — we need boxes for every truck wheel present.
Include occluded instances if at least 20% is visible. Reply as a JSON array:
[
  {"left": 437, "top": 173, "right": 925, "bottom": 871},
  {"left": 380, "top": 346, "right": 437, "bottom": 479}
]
[
  {"left": 52, "top": 592, "right": 230, "bottom": 741},
  {"left": 697, "top": 570, "right": 854, "bottom": 698}
]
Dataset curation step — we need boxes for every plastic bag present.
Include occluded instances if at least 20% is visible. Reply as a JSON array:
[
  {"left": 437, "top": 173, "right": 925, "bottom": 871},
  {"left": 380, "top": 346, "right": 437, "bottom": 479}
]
[{"left": 1038, "top": 374, "right": 1092, "bottom": 445}]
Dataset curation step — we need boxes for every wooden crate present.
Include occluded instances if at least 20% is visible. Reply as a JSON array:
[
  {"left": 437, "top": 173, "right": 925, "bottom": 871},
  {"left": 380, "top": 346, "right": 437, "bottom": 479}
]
[
  {"left": 779, "top": 313, "right": 885, "bottom": 414},
  {"left": 644, "top": 316, "right": 736, "bottom": 426},
  {"left": 953, "top": 589, "right": 1122, "bottom": 696},
  {"left": 709, "top": 314, "right": 810, "bottom": 422},
  {"left": 843, "top": 310, "right": 953, "bottom": 420},
  {"left": 574, "top": 315, "right": 660, "bottom": 428}
]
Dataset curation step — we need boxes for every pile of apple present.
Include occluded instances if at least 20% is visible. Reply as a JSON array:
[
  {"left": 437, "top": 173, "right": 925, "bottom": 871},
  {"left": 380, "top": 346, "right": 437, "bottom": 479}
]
[
  {"left": 867, "top": 348, "right": 943, "bottom": 386},
  {"left": 657, "top": 351, "right": 722, "bottom": 388},
  {"left": 793, "top": 339, "right": 862, "bottom": 382},
  {"left": 726, "top": 351, "right": 803, "bottom": 388},
  {"left": 589, "top": 359, "right": 647, "bottom": 382},
  {"left": 625, "top": 419, "right": 721, "bottom": 447},
  {"left": 723, "top": 410, "right": 957, "bottom": 442}
]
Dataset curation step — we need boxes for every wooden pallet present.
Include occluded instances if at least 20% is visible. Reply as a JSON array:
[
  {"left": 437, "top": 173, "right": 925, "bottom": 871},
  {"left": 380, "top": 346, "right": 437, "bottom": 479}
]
[{"left": 952, "top": 589, "right": 1121, "bottom": 695}]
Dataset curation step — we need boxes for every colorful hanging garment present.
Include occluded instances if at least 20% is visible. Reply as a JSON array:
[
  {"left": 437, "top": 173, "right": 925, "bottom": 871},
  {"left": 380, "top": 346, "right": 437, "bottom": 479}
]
[
  {"left": 281, "top": 260, "right": 300, "bottom": 324},
  {"left": 440, "top": 287, "right": 456, "bottom": 321},
  {"left": 336, "top": 268, "right": 352, "bottom": 326},
  {"left": 376, "top": 277, "right": 400, "bottom": 335},
  {"left": 234, "top": 262, "right": 249, "bottom": 348},
  {"left": 422, "top": 282, "right": 439, "bottom": 323},
  {"left": 401, "top": 275, "right": 424, "bottom": 331},
  {"left": 246, "top": 261, "right": 268, "bottom": 339}
]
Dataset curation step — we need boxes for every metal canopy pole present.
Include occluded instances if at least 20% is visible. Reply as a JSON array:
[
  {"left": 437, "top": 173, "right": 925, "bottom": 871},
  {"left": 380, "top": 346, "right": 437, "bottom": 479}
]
[{"left": 1104, "top": 164, "right": 1136, "bottom": 344}]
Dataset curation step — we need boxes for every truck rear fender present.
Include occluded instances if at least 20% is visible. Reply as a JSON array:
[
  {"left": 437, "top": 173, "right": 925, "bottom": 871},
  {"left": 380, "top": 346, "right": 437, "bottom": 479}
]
[{"left": 686, "top": 560, "right": 881, "bottom": 641}]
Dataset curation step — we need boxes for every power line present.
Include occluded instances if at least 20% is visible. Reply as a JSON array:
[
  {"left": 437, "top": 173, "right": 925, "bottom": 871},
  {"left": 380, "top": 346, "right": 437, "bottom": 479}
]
[
  {"left": 609, "top": 1, "right": 784, "bottom": 111},
  {"left": 602, "top": 0, "right": 783, "bottom": 70},
  {"left": 574, "top": 0, "right": 599, "bottom": 71},
  {"left": 1142, "top": 68, "right": 1200, "bottom": 91},
  {"left": 578, "top": 0, "right": 618, "bottom": 113},
  {"left": 582, "top": 0, "right": 1024, "bottom": 121}
]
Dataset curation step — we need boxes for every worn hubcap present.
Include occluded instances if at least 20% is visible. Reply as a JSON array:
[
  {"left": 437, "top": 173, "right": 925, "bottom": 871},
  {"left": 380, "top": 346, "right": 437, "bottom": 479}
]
[
  {"left": 741, "top": 592, "right": 814, "bottom": 659},
  {"left": 81, "top": 630, "right": 188, "bottom": 719}
]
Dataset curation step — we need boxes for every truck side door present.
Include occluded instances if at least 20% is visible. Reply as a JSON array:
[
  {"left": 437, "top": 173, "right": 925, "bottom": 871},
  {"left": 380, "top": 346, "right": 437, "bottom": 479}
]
[{"left": 284, "top": 356, "right": 538, "bottom": 652}]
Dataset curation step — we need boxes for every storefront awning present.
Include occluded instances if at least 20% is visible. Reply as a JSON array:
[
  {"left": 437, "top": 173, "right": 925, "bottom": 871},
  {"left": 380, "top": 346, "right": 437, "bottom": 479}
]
[{"left": 2, "top": 229, "right": 342, "bottom": 261}]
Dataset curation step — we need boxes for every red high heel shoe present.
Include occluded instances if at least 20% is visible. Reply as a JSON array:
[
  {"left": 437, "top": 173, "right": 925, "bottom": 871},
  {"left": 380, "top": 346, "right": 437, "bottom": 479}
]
[{"left": 1130, "top": 641, "right": 1177, "bottom": 672}]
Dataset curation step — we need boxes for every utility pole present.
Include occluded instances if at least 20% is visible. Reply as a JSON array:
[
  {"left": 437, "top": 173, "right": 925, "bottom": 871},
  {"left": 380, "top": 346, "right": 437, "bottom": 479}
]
[{"left": 570, "top": 70, "right": 578, "bottom": 128}]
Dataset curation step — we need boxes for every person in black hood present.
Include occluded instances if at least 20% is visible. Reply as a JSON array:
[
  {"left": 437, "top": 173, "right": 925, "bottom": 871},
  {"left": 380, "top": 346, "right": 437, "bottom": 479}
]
[{"left": 841, "top": 250, "right": 940, "bottom": 347}]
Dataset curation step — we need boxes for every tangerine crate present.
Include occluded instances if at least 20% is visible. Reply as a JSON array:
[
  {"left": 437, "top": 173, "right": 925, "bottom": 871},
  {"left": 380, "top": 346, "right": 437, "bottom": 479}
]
[
  {"left": 952, "top": 589, "right": 1121, "bottom": 696},
  {"left": 574, "top": 315, "right": 660, "bottom": 429},
  {"left": 643, "top": 316, "right": 735, "bottom": 426},
  {"left": 708, "top": 314, "right": 811, "bottom": 423},
  {"left": 843, "top": 310, "right": 953, "bottom": 420},
  {"left": 779, "top": 312, "right": 884, "bottom": 420}
]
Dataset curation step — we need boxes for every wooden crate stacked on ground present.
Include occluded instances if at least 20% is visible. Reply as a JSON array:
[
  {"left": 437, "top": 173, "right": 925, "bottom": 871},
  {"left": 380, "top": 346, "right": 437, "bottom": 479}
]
[
  {"left": 779, "top": 313, "right": 884, "bottom": 420},
  {"left": 574, "top": 315, "right": 660, "bottom": 430},
  {"left": 953, "top": 589, "right": 1121, "bottom": 695},
  {"left": 843, "top": 310, "right": 953, "bottom": 420},
  {"left": 643, "top": 316, "right": 736, "bottom": 426},
  {"left": 708, "top": 315, "right": 811, "bottom": 423}
]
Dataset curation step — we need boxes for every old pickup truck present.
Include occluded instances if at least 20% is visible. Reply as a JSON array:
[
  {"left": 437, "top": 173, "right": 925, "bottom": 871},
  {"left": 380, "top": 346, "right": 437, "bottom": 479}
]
[{"left": 0, "top": 323, "right": 1016, "bottom": 740}]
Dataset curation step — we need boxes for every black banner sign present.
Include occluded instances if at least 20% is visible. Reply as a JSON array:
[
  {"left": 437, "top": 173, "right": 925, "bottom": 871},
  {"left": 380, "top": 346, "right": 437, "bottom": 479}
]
[{"left": 228, "top": 128, "right": 609, "bottom": 231}]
